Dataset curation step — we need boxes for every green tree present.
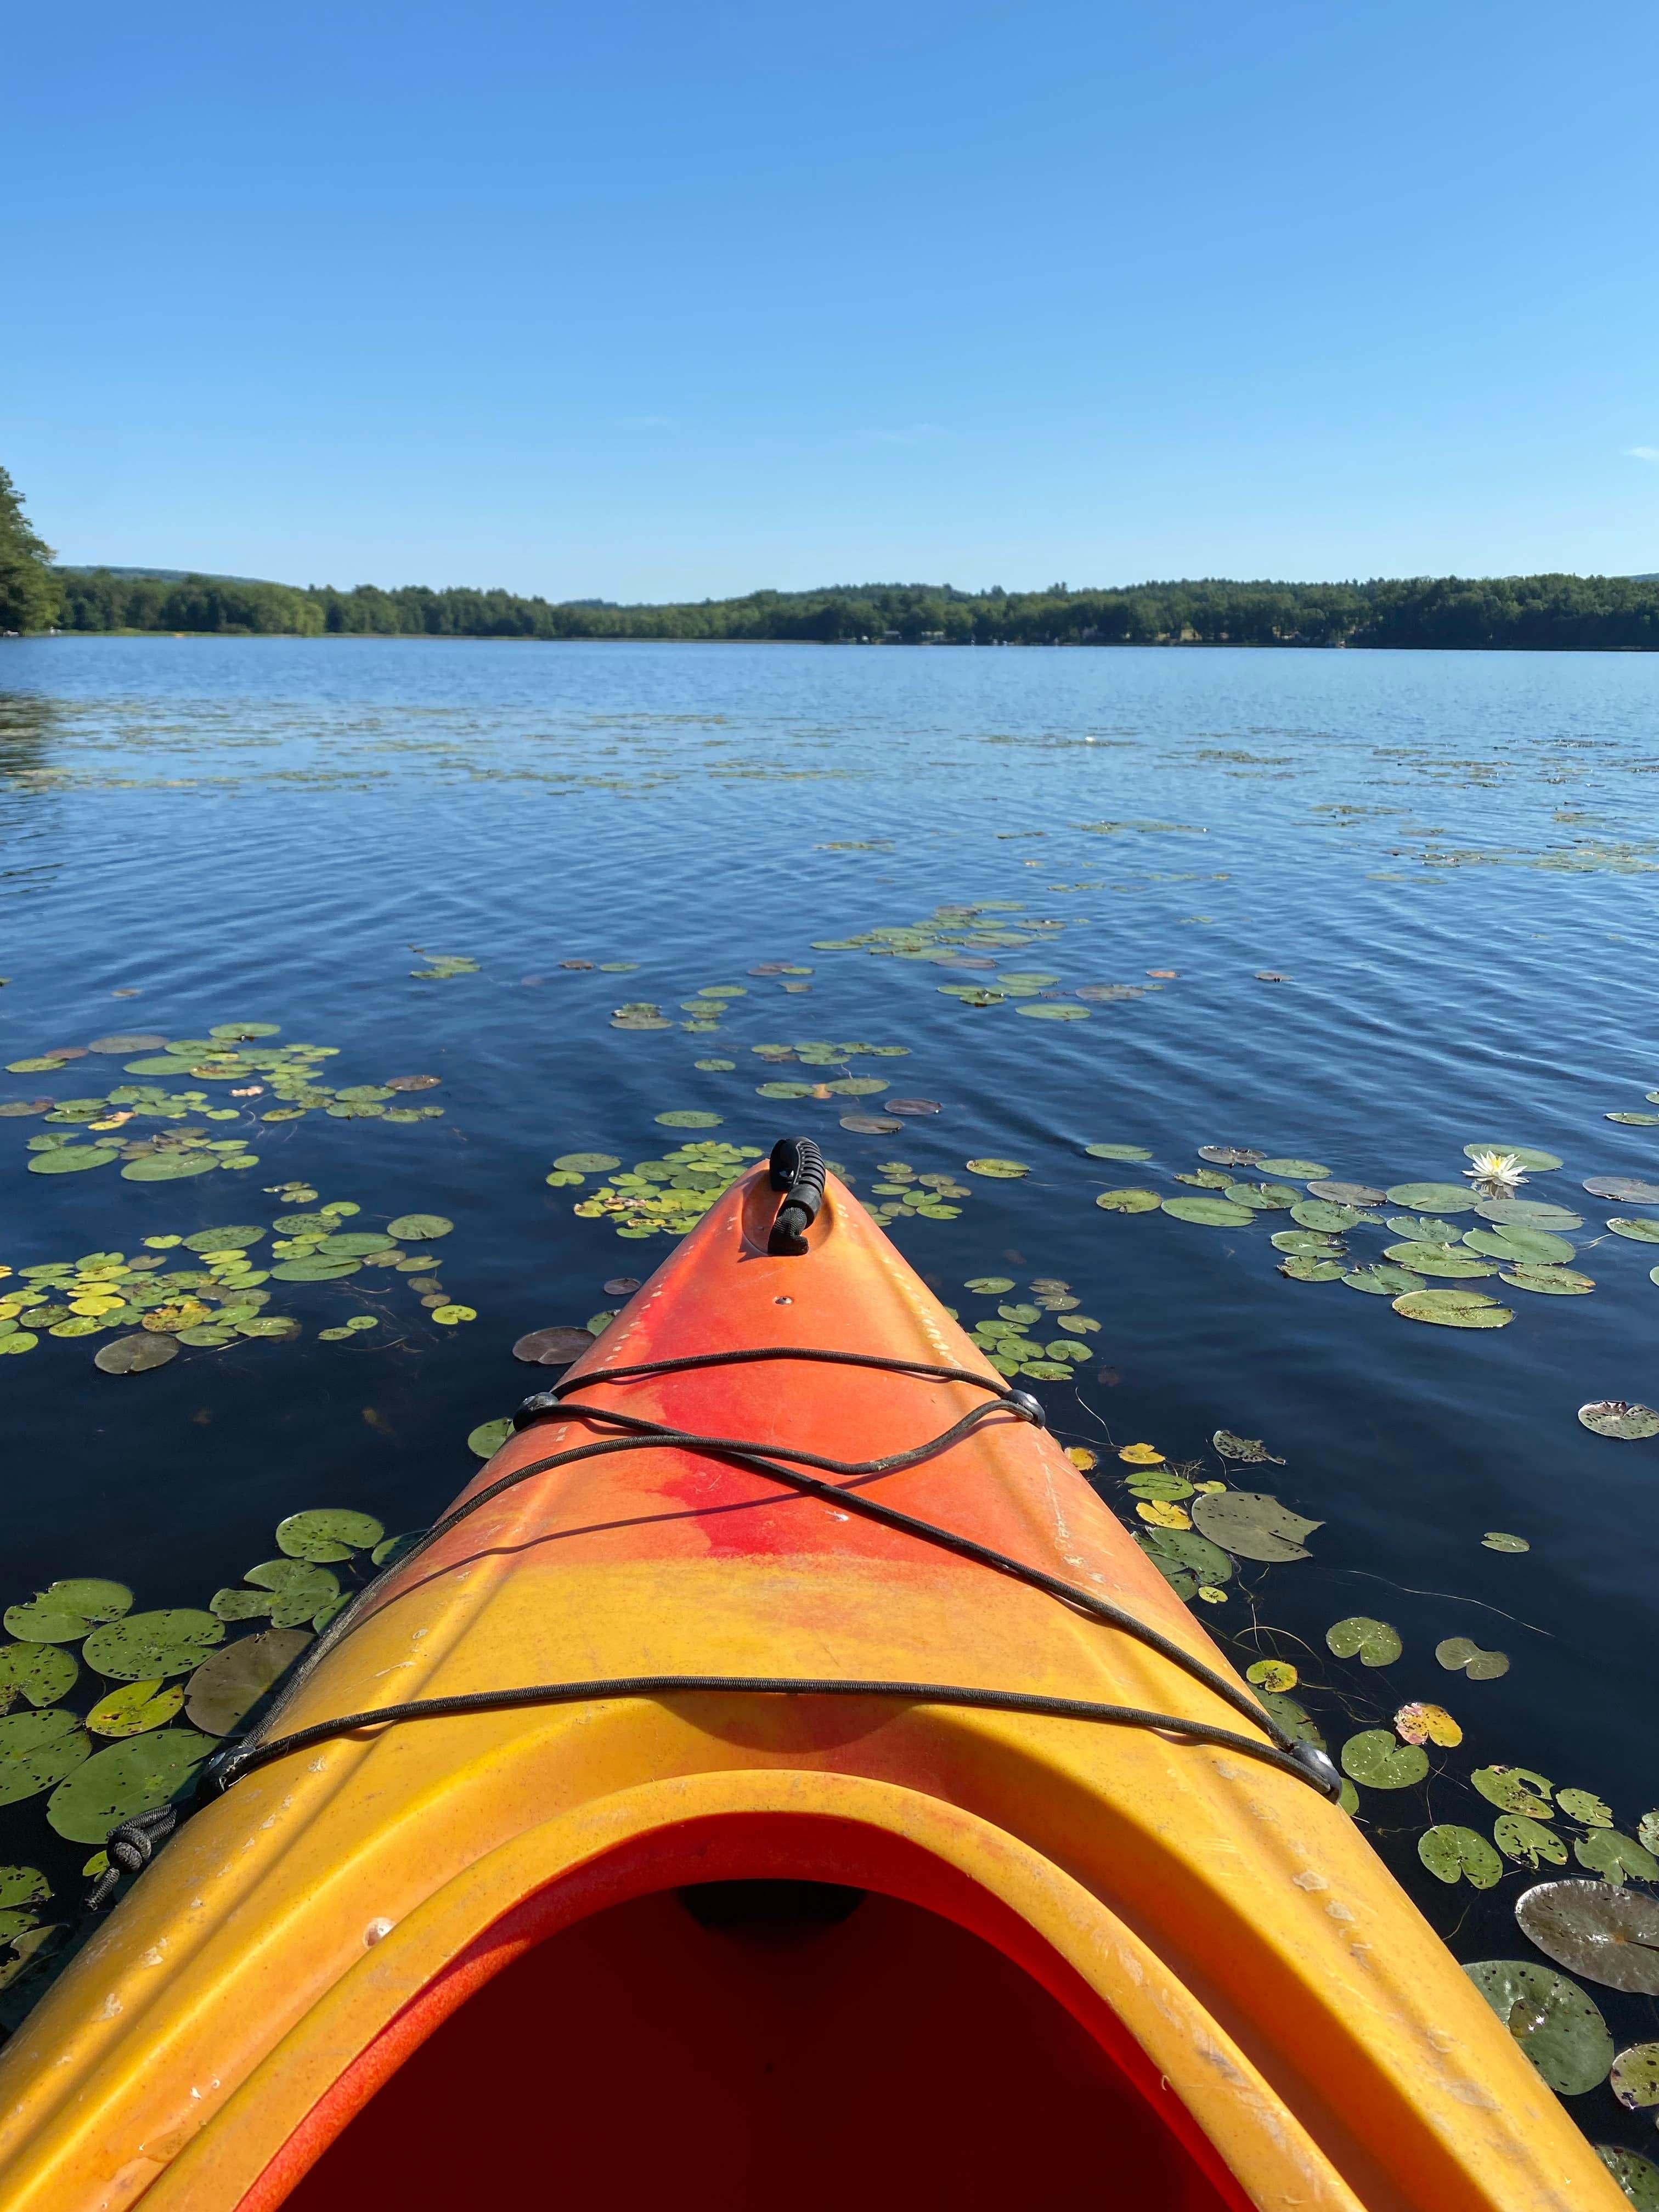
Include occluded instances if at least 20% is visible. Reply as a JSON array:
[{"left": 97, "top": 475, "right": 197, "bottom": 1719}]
[{"left": 0, "top": 466, "right": 59, "bottom": 633}]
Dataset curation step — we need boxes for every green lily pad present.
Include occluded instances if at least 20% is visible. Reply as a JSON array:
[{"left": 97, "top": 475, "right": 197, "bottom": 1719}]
[
  {"left": 1476, "top": 1199, "right": 1583, "bottom": 1228},
  {"left": 276, "top": 1508, "right": 384, "bottom": 1561},
  {"left": 46, "top": 1728, "right": 216, "bottom": 1844},
  {"left": 1325, "top": 1616, "right": 1401, "bottom": 1666},
  {"left": 1578, "top": 1401, "right": 1659, "bottom": 1440},
  {"left": 1500, "top": 1265, "right": 1594, "bottom": 1295},
  {"left": 965, "top": 1159, "right": 1030, "bottom": 1179},
  {"left": 180, "top": 1227, "right": 266, "bottom": 1252},
  {"left": 1473, "top": 1764, "right": 1554, "bottom": 1817},
  {"left": 0, "top": 1869, "right": 49, "bottom": 1919},
  {"left": 467, "top": 1418, "right": 514, "bottom": 1458},
  {"left": 1555, "top": 1787, "right": 1613, "bottom": 1826},
  {"left": 1211, "top": 1432, "right": 1284, "bottom": 1463},
  {"left": 1385, "top": 1182, "right": 1476, "bottom": 1212},
  {"left": 1269, "top": 1229, "right": 1344, "bottom": 1255},
  {"left": 1611, "top": 2044, "right": 1659, "bottom": 2112},
  {"left": 1223, "top": 1183, "right": 1300, "bottom": 1211},
  {"left": 317, "top": 1233, "right": 396, "bottom": 1258},
  {"left": 1388, "top": 1216, "right": 1463, "bottom": 1244},
  {"left": 1340, "top": 1730, "right": 1429, "bottom": 1789},
  {"left": 1607, "top": 1218, "right": 1659, "bottom": 1244},
  {"left": 84, "top": 1680, "right": 183, "bottom": 1737},
  {"left": 1381, "top": 1243, "right": 1497, "bottom": 1278},
  {"left": 1482, "top": 1531, "right": 1530, "bottom": 1552},
  {"left": 1084, "top": 1144, "right": 1152, "bottom": 1161},
  {"left": 28, "top": 1147, "right": 119, "bottom": 1175},
  {"left": 122, "top": 1153, "right": 221, "bottom": 1182},
  {"left": 82, "top": 1609, "right": 223, "bottom": 1681},
  {"left": 1464, "top": 1959, "right": 1612, "bottom": 2092},
  {"left": 1278, "top": 1255, "right": 1346, "bottom": 1281},
  {"left": 208, "top": 1588, "right": 273, "bottom": 1622},
  {"left": 1597, "top": 2148, "right": 1659, "bottom": 2208},
  {"left": 244, "top": 1559, "right": 340, "bottom": 1627},
  {"left": 1574, "top": 1830, "right": 1659, "bottom": 1888},
  {"left": 1392, "top": 1288, "right": 1513, "bottom": 1328},
  {"left": 1495, "top": 1814, "right": 1568, "bottom": 1868},
  {"left": 1255, "top": 1690, "right": 1323, "bottom": 1748},
  {"left": 1290, "top": 1200, "right": 1370, "bottom": 1231},
  {"left": 1162, "top": 1195, "right": 1254, "bottom": 1226},
  {"left": 554, "top": 1153, "right": 621, "bottom": 1173},
  {"left": 1133, "top": 1527, "right": 1233, "bottom": 1595},
  {"left": 385, "top": 1214, "right": 453, "bottom": 1241},
  {"left": 1463, "top": 1226, "right": 1575, "bottom": 1264},
  {"left": 370, "top": 1531, "right": 424, "bottom": 1570},
  {"left": 185, "top": 1628, "right": 313, "bottom": 1736},
  {"left": 1256, "top": 1159, "right": 1331, "bottom": 1179},
  {"left": 655, "top": 1111, "right": 723, "bottom": 1128},
  {"left": 0, "top": 1710, "right": 90, "bottom": 1805},
  {"left": 1516, "top": 1881, "right": 1659, "bottom": 1996},
  {"left": 1015, "top": 1001, "right": 1088, "bottom": 1020},
  {"left": 1190, "top": 1492, "right": 1320, "bottom": 1561},
  {"left": 1094, "top": 1188, "right": 1161, "bottom": 1213},
  {"left": 1418, "top": 1825, "right": 1503, "bottom": 1888},
  {"left": 270, "top": 1259, "right": 361, "bottom": 1281},
  {"left": 0, "top": 1645, "right": 77, "bottom": 1710},
  {"left": 1462, "top": 1143, "right": 1562, "bottom": 1171},
  {"left": 1343, "top": 1263, "right": 1427, "bottom": 1295},
  {"left": 4, "top": 1582, "right": 132, "bottom": 1644},
  {"left": 963, "top": 1277, "right": 1016, "bottom": 1294}
]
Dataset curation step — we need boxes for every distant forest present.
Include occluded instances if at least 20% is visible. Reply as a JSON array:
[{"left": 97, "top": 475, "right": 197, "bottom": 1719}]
[{"left": 45, "top": 567, "right": 1659, "bottom": 651}]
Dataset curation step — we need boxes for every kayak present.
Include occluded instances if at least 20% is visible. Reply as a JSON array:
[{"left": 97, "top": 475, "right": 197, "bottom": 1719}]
[{"left": 0, "top": 1145, "right": 1620, "bottom": 2211}]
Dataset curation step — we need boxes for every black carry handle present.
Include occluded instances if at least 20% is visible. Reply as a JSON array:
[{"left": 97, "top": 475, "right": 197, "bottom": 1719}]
[{"left": 768, "top": 1137, "right": 826, "bottom": 1256}]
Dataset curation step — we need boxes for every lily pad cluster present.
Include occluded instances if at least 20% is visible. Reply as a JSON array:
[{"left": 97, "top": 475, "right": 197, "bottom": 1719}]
[
  {"left": 0, "top": 1198, "right": 465, "bottom": 1362},
  {"left": 801, "top": 899, "right": 1146, "bottom": 1020},
  {"left": 567, "top": 1142, "right": 769, "bottom": 1239},
  {"left": 958, "top": 1274, "right": 1098, "bottom": 1382},
  {"left": 3, "top": 1023, "right": 445, "bottom": 1177}
]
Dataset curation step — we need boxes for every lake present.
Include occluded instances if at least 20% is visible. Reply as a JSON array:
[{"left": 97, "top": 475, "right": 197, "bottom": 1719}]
[{"left": 2, "top": 636, "right": 1657, "bottom": 2155}]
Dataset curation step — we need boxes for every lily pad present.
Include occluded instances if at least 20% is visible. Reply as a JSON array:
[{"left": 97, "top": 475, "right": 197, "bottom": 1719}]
[
  {"left": 385, "top": 1213, "right": 453, "bottom": 1242},
  {"left": 4, "top": 1582, "right": 132, "bottom": 1644},
  {"left": 1464, "top": 1959, "right": 1612, "bottom": 2092},
  {"left": 1162, "top": 1195, "right": 1254, "bottom": 1226},
  {"left": 1256, "top": 1159, "right": 1331, "bottom": 1179},
  {"left": 28, "top": 1147, "right": 119, "bottom": 1175},
  {"left": 1395, "top": 1701, "right": 1461, "bottom": 1746},
  {"left": 1094, "top": 1188, "right": 1161, "bottom": 1213},
  {"left": 1419, "top": 1825, "right": 1502, "bottom": 1887},
  {"left": 1500, "top": 1265, "right": 1594, "bottom": 1295},
  {"left": 244, "top": 1560, "right": 340, "bottom": 1627},
  {"left": 1197, "top": 1146, "right": 1263, "bottom": 1166},
  {"left": 120, "top": 1153, "right": 216, "bottom": 1181},
  {"left": 552, "top": 1153, "right": 621, "bottom": 1173},
  {"left": 1190, "top": 1492, "right": 1320, "bottom": 1561},
  {"left": 965, "top": 1159, "right": 1030, "bottom": 1179},
  {"left": 276, "top": 1509, "right": 383, "bottom": 1561},
  {"left": 1584, "top": 1177, "right": 1659, "bottom": 1203},
  {"left": 1556, "top": 1787, "right": 1613, "bottom": 1826},
  {"left": 656, "top": 1111, "right": 723, "bottom": 1128},
  {"left": 271, "top": 1259, "right": 361, "bottom": 1281},
  {"left": 1596, "top": 2149, "right": 1659, "bottom": 2208},
  {"left": 1306, "top": 1180, "right": 1387, "bottom": 1206},
  {"left": 82, "top": 1610, "right": 223, "bottom": 1681},
  {"left": 1476, "top": 1199, "right": 1583, "bottom": 1228},
  {"left": 1574, "top": 1830, "right": 1659, "bottom": 1888},
  {"left": 1340, "top": 1730, "right": 1429, "bottom": 1790},
  {"left": 1256, "top": 1690, "right": 1323, "bottom": 1747},
  {"left": 1381, "top": 1244, "right": 1497, "bottom": 1279},
  {"left": 1325, "top": 1616, "right": 1401, "bottom": 1666},
  {"left": 1270, "top": 1229, "right": 1344, "bottom": 1255},
  {"left": 1225, "top": 1183, "right": 1300, "bottom": 1211},
  {"left": 181, "top": 1226, "right": 266, "bottom": 1252},
  {"left": 1392, "top": 1288, "right": 1513, "bottom": 1328},
  {"left": 1611, "top": 2044, "right": 1659, "bottom": 2112},
  {"left": 512, "top": 1325, "right": 595, "bottom": 1365},
  {"left": 1607, "top": 1218, "right": 1659, "bottom": 1245},
  {"left": 1343, "top": 1263, "right": 1426, "bottom": 1295},
  {"left": 1278, "top": 1255, "right": 1346, "bottom": 1282},
  {"left": 1579, "top": 1401, "right": 1659, "bottom": 1440},
  {"left": 1462, "top": 1144, "right": 1563, "bottom": 1171},
  {"left": 46, "top": 1728, "right": 217, "bottom": 1844},
  {"left": 467, "top": 1418, "right": 514, "bottom": 1458},
  {"left": 84, "top": 1680, "right": 184, "bottom": 1738},
  {"left": 1290, "top": 1200, "right": 1369, "bottom": 1231},
  {"left": 1482, "top": 1531, "right": 1530, "bottom": 1552},
  {"left": 0, "top": 1711, "right": 90, "bottom": 1805},
  {"left": 1463, "top": 1226, "right": 1575, "bottom": 1264},
  {"left": 1084, "top": 1143, "right": 1152, "bottom": 1161},
  {"left": 184, "top": 1629, "right": 313, "bottom": 1736},
  {"left": 1516, "top": 1881, "right": 1659, "bottom": 1996},
  {"left": 1245, "top": 1660, "right": 1299, "bottom": 1692},
  {"left": 0, "top": 1645, "right": 78, "bottom": 1709},
  {"left": 1385, "top": 1182, "right": 1476, "bottom": 1212},
  {"left": 1473, "top": 1765, "right": 1554, "bottom": 1817},
  {"left": 1211, "top": 1431, "right": 1283, "bottom": 1463},
  {"left": 1495, "top": 1814, "right": 1568, "bottom": 1869},
  {"left": 1134, "top": 1527, "right": 1233, "bottom": 1594}
]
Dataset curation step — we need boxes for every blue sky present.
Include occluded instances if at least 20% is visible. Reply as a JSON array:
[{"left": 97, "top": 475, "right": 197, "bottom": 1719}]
[{"left": 8, "top": 0, "right": 1659, "bottom": 597}]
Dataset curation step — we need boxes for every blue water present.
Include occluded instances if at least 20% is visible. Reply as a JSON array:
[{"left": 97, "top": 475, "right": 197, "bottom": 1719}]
[{"left": 3, "top": 637, "right": 1657, "bottom": 2147}]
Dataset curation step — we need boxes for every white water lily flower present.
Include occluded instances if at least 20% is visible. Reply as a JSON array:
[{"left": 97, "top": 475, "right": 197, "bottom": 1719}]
[{"left": 1464, "top": 1149, "right": 1527, "bottom": 1189}]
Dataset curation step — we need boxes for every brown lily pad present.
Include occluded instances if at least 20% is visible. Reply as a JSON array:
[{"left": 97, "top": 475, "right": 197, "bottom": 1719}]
[
  {"left": 511, "top": 1326, "right": 596, "bottom": 1367},
  {"left": 86, "top": 1034, "right": 167, "bottom": 1053},
  {"left": 1306, "top": 1180, "right": 1387, "bottom": 1206},
  {"left": 1516, "top": 1882, "right": 1659, "bottom": 1996},
  {"left": 0, "top": 1099, "right": 52, "bottom": 1119},
  {"left": 1197, "top": 1146, "right": 1264, "bottom": 1166},
  {"left": 385, "top": 1074, "right": 442, "bottom": 1091},
  {"left": 602, "top": 1278, "right": 641, "bottom": 1297},
  {"left": 884, "top": 1099, "right": 941, "bottom": 1116},
  {"left": 1582, "top": 1176, "right": 1659, "bottom": 1203},
  {"left": 840, "top": 1114, "right": 902, "bottom": 1133}
]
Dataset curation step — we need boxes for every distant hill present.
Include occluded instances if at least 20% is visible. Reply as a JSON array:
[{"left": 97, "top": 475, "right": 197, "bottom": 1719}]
[
  {"left": 46, "top": 566, "right": 1659, "bottom": 650},
  {"left": 56, "top": 565, "right": 271, "bottom": 584}
]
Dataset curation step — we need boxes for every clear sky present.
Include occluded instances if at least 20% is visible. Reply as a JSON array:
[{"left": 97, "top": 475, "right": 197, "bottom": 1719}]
[{"left": 8, "top": 0, "right": 1658, "bottom": 599}]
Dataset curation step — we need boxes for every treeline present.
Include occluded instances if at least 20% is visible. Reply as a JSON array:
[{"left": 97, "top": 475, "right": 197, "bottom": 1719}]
[{"left": 43, "top": 567, "right": 1659, "bottom": 651}]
